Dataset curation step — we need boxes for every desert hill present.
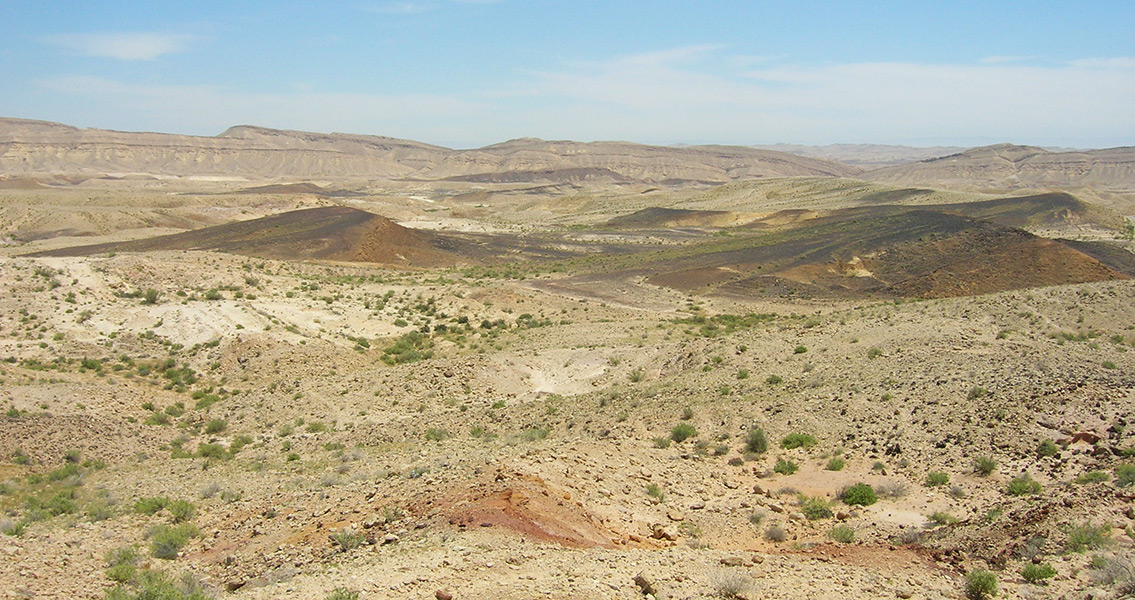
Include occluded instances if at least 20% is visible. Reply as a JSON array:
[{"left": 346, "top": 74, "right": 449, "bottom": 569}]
[
  {"left": 0, "top": 117, "right": 858, "bottom": 184},
  {"left": 595, "top": 207, "right": 1134, "bottom": 299},
  {"left": 752, "top": 143, "right": 967, "bottom": 168},
  {"left": 865, "top": 143, "right": 1135, "bottom": 192},
  {"left": 28, "top": 206, "right": 461, "bottom": 266}
]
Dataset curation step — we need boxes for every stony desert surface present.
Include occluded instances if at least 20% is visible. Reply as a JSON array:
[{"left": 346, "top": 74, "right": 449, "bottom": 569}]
[{"left": 1, "top": 120, "right": 1135, "bottom": 600}]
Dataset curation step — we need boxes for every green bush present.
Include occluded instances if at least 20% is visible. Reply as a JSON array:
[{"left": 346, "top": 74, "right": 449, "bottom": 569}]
[
  {"left": 204, "top": 419, "right": 226, "bottom": 434},
  {"left": 1037, "top": 439, "right": 1059, "bottom": 457},
  {"left": 973, "top": 456, "right": 997, "bottom": 476},
  {"left": 104, "top": 569, "right": 211, "bottom": 600},
  {"left": 645, "top": 484, "right": 665, "bottom": 503},
  {"left": 167, "top": 500, "right": 195, "bottom": 523},
  {"left": 840, "top": 483, "right": 877, "bottom": 506},
  {"left": 965, "top": 569, "right": 997, "bottom": 600},
  {"left": 1006, "top": 474, "right": 1041, "bottom": 496},
  {"left": 924, "top": 471, "right": 949, "bottom": 487},
  {"left": 794, "top": 345, "right": 807, "bottom": 354},
  {"left": 1115, "top": 463, "right": 1135, "bottom": 487},
  {"left": 1021, "top": 563, "right": 1056, "bottom": 584},
  {"left": 149, "top": 523, "right": 199, "bottom": 559},
  {"left": 798, "top": 495, "right": 832, "bottom": 520},
  {"left": 1075, "top": 470, "right": 1109, "bottom": 484},
  {"left": 780, "top": 433, "right": 817, "bottom": 449},
  {"left": 653, "top": 437, "right": 671, "bottom": 449},
  {"left": 330, "top": 529, "right": 366, "bottom": 552},
  {"left": 828, "top": 524, "right": 854, "bottom": 543},
  {"left": 133, "top": 497, "right": 170, "bottom": 516},
  {"left": 326, "top": 589, "right": 360, "bottom": 600},
  {"left": 825, "top": 457, "right": 845, "bottom": 471},
  {"left": 424, "top": 428, "right": 448, "bottom": 442},
  {"left": 1064, "top": 522, "right": 1111, "bottom": 553},
  {"left": 744, "top": 427, "right": 768, "bottom": 454},
  {"left": 670, "top": 423, "right": 697, "bottom": 443},
  {"left": 196, "top": 444, "right": 227, "bottom": 460},
  {"left": 773, "top": 458, "right": 798, "bottom": 475},
  {"left": 927, "top": 511, "right": 958, "bottom": 525}
]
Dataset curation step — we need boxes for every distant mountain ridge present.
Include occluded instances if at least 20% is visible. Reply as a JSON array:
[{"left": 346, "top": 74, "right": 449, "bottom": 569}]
[
  {"left": 0, "top": 117, "right": 858, "bottom": 184},
  {"left": 865, "top": 143, "right": 1135, "bottom": 191}
]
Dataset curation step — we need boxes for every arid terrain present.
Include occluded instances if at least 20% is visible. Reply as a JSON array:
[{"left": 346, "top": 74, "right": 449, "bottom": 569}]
[{"left": 2, "top": 119, "right": 1135, "bottom": 600}]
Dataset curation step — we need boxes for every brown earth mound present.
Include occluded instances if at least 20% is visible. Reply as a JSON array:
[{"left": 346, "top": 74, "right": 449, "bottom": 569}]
[
  {"left": 27, "top": 206, "right": 462, "bottom": 266},
  {"left": 635, "top": 209, "right": 1130, "bottom": 298}
]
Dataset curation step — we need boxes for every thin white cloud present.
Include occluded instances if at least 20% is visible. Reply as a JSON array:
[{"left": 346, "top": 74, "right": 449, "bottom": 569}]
[
  {"left": 42, "top": 32, "right": 193, "bottom": 61},
  {"left": 978, "top": 55, "right": 1040, "bottom": 64},
  {"left": 363, "top": 2, "right": 432, "bottom": 14}
]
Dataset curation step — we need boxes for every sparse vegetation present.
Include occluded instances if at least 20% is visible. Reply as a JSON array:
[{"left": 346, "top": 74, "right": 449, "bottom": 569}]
[
  {"left": 840, "top": 483, "right": 877, "bottom": 506},
  {"left": 965, "top": 569, "right": 998, "bottom": 600}
]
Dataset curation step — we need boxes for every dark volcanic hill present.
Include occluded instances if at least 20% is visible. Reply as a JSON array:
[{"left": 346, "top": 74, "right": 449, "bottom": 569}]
[
  {"left": 608, "top": 209, "right": 1133, "bottom": 299},
  {"left": 29, "top": 206, "right": 461, "bottom": 266},
  {"left": 865, "top": 144, "right": 1135, "bottom": 191},
  {"left": 0, "top": 117, "right": 858, "bottom": 184}
]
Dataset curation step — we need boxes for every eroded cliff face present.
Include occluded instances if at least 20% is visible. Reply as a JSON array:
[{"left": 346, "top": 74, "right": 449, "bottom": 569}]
[
  {"left": 865, "top": 143, "right": 1135, "bottom": 192},
  {"left": 0, "top": 117, "right": 858, "bottom": 183}
]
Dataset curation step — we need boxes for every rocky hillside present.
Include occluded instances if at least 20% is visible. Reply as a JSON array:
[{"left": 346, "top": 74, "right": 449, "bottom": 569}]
[
  {"left": 0, "top": 118, "right": 858, "bottom": 184},
  {"left": 865, "top": 144, "right": 1135, "bottom": 192}
]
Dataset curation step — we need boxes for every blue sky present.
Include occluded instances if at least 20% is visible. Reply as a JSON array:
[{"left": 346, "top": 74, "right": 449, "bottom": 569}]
[{"left": 1, "top": 0, "right": 1133, "bottom": 148}]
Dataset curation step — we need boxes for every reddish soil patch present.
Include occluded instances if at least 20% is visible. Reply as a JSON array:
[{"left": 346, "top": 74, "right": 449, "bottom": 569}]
[{"left": 442, "top": 472, "right": 620, "bottom": 548}]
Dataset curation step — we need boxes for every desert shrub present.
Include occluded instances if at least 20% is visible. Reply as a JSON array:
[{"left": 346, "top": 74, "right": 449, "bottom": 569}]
[
  {"left": 840, "top": 483, "right": 877, "bottom": 506},
  {"left": 828, "top": 524, "right": 855, "bottom": 543},
  {"left": 764, "top": 524, "right": 786, "bottom": 542},
  {"left": 973, "top": 456, "right": 997, "bottom": 476},
  {"left": 381, "top": 331, "right": 434, "bottom": 365},
  {"left": 196, "top": 444, "right": 227, "bottom": 460},
  {"left": 866, "top": 347, "right": 883, "bottom": 359},
  {"left": 142, "top": 289, "right": 160, "bottom": 305},
  {"left": 825, "top": 457, "right": 845, "bottom": 471},
  {"left": 330, "top": 529, "right": 366, "bottom": 552},
  {"left": 1021, "top": 563, "right": 1056, "bottom": 584},
  {"left": 204, "top": 419, "right": 226, "bottom": 435},
  {"left": 104, "top": 546, "right": 138, "bottom": 582},
  {"left": 645, "top": 484, "right": 665, "bottom": 503},
  {"left": 774, "top": 458, "right": 798, "bottom": 475},
  {"left": 766, "top": 374, "right": 782, "bottom": 384},
  {"left": 1037, "top": 439, "right": 1059, "bottom": 457},
  {"left": 167, "top": 500, "right": 195, "bottom": 523},
  {"left": 680, "top": 406, "right": 694, "bottom": 420},
  {"left": 149, "top": 523, "right": 199, "bottom": 559},
  {"left": 793, "top": 345, "right": 807, "bottom": 354},
  {"left": 798, "top": 495, "right": 832, "bottom": 520},
  {"left": 104, "top": 569, "right": 212, "bottom": 600},
  {"left": 1065, "top": 522, "right": 1111, "bottom": 553},
  {"left": 712, "top": 572, "right": 753, "bottom": 599},
  {"left": 744, "top": 427, "right": 768, "bottom": 454},
  {"left": 780, "top": 433, "right": 817, "bottom": 449},
  {"left": 924, "top": 471, "right": 949, "bottom": 487},
  {"left": 326, "top": 589, "right": 360, "bottom": 600},
  {"left": 1006, "top": 474, "right": 1042, "bottom": 496},
  {"left": 748, "top": 511, "right": 764, "bottom": 525},
  {"left": 670, "top": 423, "right": 697, "bottom": 443},
  {"left": 876, "top": 480, "right": 908, "bottom": 498},
  {"left": 134, "top": 497, "right": 170, "bottom": 515},
  {"left": 1115, "top": 463, "right": 1135, "bottom": 487},
  {"left": 652, "top": 436, "right": 671, "bottom": 449},
  {"left": 1076, "top": 470, "right": 1109, "bottom": 484},
  {"left": 305, "top": 421, "right": 328, "bottom": 433},
  {"left": 927, "top": 511, "right": 958, "bottom": 526},
  {"left": 424, "top": 428, "right": 448, "bottom": 442},
  {"left": 965, "top": 569, "right": 997, "bottom": 600}
]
